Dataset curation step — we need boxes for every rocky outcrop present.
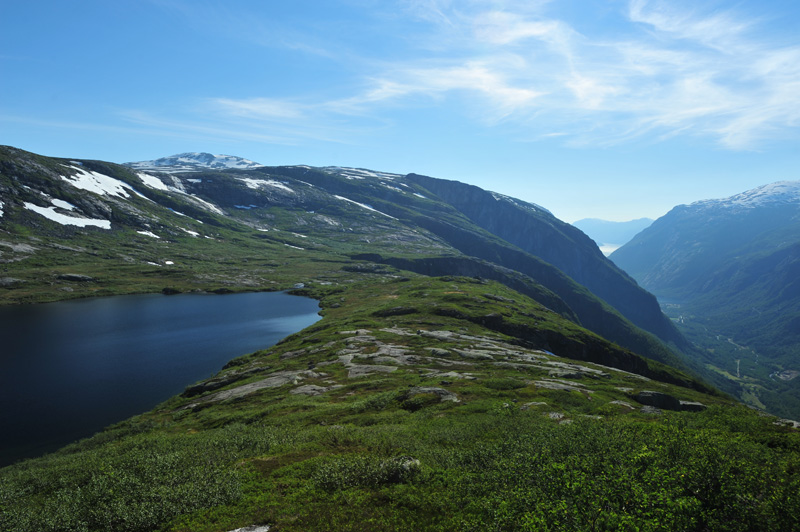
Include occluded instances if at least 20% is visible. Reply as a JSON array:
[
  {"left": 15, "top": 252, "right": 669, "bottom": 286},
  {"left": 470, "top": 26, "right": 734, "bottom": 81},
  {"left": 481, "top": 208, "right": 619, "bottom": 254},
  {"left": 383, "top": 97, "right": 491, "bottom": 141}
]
[{"left": 633, "top": 390, "right": 707, "bottom": 412}]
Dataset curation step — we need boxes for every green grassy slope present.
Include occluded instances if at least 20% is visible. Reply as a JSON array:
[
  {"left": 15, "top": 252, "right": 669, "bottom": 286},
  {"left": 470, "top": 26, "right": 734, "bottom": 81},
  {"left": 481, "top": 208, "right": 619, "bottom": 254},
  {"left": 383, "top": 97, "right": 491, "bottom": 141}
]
[{"left": 4, "top": 276, "right": 799, "bottom": 532}]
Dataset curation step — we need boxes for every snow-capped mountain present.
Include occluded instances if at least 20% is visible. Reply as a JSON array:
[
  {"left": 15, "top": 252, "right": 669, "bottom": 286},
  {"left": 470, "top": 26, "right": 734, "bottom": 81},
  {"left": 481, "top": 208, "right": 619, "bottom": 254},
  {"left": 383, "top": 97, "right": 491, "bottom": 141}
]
[
  {"left": 611, "top": 179, "right": 800, "bottom": 415},
  {"left": 692, "top": 180, "right": 800, "bottom": 210},
  {"left": 612, "top": 179, "right": 800, "bottom": 299},
  {"left": 125, "top": 152, "right": 264, "bottom": 172}
]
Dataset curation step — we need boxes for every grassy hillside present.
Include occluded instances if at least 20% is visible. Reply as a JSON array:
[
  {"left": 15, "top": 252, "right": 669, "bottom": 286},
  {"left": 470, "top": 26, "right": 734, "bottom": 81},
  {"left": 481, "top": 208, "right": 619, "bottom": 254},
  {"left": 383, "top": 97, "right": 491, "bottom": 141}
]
[
  {"left": 3, "top": 147, "right": 800, "bottom": 530},
  {"left": 3, "top": 276, "right": 799, "bottom": 531}
]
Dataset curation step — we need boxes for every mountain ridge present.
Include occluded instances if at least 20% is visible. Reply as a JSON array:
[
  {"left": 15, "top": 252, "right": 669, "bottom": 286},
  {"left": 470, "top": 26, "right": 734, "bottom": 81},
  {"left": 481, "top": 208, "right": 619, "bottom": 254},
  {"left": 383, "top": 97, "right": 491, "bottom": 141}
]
[{"left": 611, "top": 179, "right": 800, "bottom": 416}]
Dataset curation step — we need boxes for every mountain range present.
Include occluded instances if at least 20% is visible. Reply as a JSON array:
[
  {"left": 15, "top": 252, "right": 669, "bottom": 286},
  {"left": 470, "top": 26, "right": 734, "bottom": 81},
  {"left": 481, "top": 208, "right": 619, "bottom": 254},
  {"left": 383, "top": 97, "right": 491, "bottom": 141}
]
[
  {"left": 0, "top": 147, "right": 688, "bottom": 369},
  {"left": 611, "top": 181, "right": 800, "bottom": 416},
  {"left": 3, "top": 147, "right": 800, "bottom": 531}
]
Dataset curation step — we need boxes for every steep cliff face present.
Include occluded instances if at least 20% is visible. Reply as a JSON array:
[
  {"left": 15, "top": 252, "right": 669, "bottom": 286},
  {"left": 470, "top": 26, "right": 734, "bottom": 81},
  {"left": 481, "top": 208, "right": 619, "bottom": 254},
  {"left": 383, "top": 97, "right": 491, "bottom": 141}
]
[{"left": 405, "top": 173, "right": 686, "bottom": 348}]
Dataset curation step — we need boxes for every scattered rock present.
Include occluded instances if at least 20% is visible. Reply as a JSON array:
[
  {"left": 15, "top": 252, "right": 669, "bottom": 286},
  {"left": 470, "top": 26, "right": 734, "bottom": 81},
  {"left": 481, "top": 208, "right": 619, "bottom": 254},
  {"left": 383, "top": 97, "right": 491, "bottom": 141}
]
[
  {"left": 194, "top": 370, "right": 321, "bottom": 404},
  {"left": 610, "top": 400, "right": 635, "bottom": 410},
  {"left": 634, "top": 391, "right": 681, "bottom": 411},
  {"left": 182, "top": 367, "right": 268, "bottom": 397},
  {"left": 279, "top": 348, "right": 308, "bottom": 360},
  {"left": 57, "top": 273, "right": 94, "bottom": 282},
  {"left": 774, "top": 418, "right": 800, "bottom": 429},
  {"left": 545, "top": 361, "right": 609, "bottom": 378},
  {"left": 380, "top": 327, "right": 417, "bottom": 336},
  {"left": 423, "top": 370, "right": 476, "bottom": 381},
  {"left": 0, "top": 241, "right": 37, "bottom": 253},
  {"left": 640, "top": 406, "right": 663, "bottom": 415},
  {"left": 679, "top": 400, "right": 708, "bottom": 412},
  {"left": 291, "top": 384, "right": 342, "bottom": 396},
  {"left": 407, "top": 386, "right": 460, "bottom": 403},
  {"left": 418, "top": 330, "right": 456, "bottom": 341},
  {"left": 454, "top": 349, "right": 495, "bottom": 361},
  {"left": 339, "top": 329, "right": 372, "bottom": 336},
  {"left": 347, "top": 365, "right": 398, "bottom": 378},
  {"left": 548, "top": 369, "right": 586, "bottom": 379},
  {"left": 0, "top": 277, "right": 23, "bottom": 287},
  {"left": 534, "top": 379, "right": 590, "bottom": 393}
]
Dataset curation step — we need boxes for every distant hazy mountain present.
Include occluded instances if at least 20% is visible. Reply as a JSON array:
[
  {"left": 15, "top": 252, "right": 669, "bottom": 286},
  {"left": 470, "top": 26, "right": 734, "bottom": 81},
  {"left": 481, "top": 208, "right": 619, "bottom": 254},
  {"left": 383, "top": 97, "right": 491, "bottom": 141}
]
[
  {"left": 125, "top": 152, "right": 264, "bottom": 172},
  {"left": 572, "top": 218, "right": 653, "bottom": 255},
  {"left": 611, "top": 181, "right": 800, "bottom": 299},
  {"left": 611, "top": 180, "right": 800, "bottom": 416}
]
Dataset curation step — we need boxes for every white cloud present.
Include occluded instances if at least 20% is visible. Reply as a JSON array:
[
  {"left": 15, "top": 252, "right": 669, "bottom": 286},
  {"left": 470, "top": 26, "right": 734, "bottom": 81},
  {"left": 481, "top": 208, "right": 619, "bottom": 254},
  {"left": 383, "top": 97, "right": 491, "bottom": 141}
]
[
  {"left": 136, "top": 0, "right": 800, "bottom": 151},
  {"left": 628, "top": 0, "right": 756, "bottom": 52}
]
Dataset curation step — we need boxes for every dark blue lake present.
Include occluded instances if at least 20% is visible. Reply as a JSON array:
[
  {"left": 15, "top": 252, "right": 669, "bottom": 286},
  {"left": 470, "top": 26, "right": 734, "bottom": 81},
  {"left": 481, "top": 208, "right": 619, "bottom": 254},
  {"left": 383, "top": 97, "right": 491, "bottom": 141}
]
[{"left": 0, "top": 291, "right": 320, "bottom": 466}]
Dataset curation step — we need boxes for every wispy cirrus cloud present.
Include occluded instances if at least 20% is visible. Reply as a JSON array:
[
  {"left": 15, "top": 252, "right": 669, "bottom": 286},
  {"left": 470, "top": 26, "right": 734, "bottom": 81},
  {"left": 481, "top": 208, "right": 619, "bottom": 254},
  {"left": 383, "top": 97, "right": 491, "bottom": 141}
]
[{"left": 145, "top": 0, "right": 800, "bottom": 150}]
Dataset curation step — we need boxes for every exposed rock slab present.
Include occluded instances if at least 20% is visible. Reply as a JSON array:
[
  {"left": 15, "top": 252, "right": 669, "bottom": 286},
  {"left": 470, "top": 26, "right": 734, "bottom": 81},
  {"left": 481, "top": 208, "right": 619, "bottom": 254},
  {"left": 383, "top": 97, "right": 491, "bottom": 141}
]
[
  {"left": 199, "top": 370, "right": 322, "bottom": 403},
  {"left": 407, "top": 386, "right": 460, "bottom": 403},
  {"left": 347, "top": 365, "right": 398, "bottom": 378},
  {"left": 291, "top": 384, "right": 342, "bottom": 396}
]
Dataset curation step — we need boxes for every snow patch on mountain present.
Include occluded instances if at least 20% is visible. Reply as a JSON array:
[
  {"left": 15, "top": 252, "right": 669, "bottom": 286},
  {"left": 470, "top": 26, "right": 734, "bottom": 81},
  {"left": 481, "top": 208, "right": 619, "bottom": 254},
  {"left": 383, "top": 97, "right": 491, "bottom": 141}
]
[
  {"left": 137, "top": 172, "right": 170, "bottom": 191},
  {"left": 325, "top": 167, "right": 403, "bottom": 181},
  {"left": 491, "top": 192, "right": 552, "bottom": 215},
  {"left": 185, "top": 195, "right": 225, "bottom": 216},
  {"left": 333, "top": 195, "right": 397, "bottom": 219},
  {"left": 0, "top": 201, "right": 4, "bottom": 218},
  {"left": 51, "top": 199, "right": 76, "bottom": 211},
  {"left": 693, "top": 180, "right": 800, "bottom": 209},
  {"left": 237, "top": 177, "right": 295, "bottom": 193},
  {"left": 126, "top": 153, "right": 264, "bottom": 172},
  {"left": 24, "top": 201, "right": 111, "bottom": 229},
  {"left": 61, "top": 166, "right": 134, "bottom": 198}
]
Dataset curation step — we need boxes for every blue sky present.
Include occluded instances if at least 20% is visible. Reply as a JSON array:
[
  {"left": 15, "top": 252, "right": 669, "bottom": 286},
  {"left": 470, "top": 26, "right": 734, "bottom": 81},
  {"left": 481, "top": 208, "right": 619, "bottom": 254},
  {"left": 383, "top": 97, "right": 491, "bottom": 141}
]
[{"left": 2, "top": 0, "right": 799, "bottom": 222}]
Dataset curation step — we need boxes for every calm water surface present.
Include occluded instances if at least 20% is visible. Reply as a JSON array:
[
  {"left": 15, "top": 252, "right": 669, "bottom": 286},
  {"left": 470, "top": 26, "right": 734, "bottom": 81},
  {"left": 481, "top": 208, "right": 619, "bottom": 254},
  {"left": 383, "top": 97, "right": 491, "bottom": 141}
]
[{"left": 0, "top": 291, "right": 320, "bottom": 466}]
